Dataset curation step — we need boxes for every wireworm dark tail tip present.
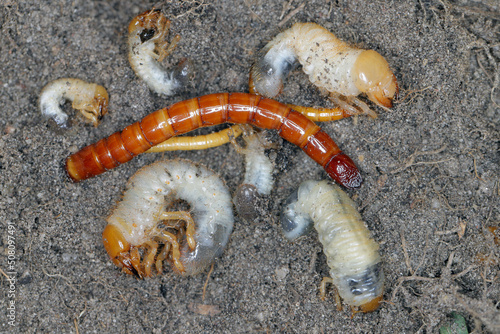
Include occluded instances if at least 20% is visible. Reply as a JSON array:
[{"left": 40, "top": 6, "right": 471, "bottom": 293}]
[{"left": 324, "top": 153, "right": 362, "bottom": 189}]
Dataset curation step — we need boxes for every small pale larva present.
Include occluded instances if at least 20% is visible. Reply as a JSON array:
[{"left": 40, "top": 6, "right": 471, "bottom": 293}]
[
  {"left": 39, "top": 78, "right": 108, "bottom": 128},
  {"left": 128, "top": 9, "right": 193, "bottom": 96},
  {"left": 234, "top": 128, "right": 275, "bottom": 196},
  {"left": 280, "top": 180, "right": 384, "bottom": 312},
  {"left": 250, "top": 22, "right": 398, "bottom": 118},
  {"left": 232, "top": 128, "right": 275, "bottom": 221},
  {"left": 102, "top": 159, "right": 234, "bottom": 278}
]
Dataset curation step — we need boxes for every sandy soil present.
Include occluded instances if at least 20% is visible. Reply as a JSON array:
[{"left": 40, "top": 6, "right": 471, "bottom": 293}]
[{"left": 0, "top": 0, "right": 499, "bottom": 333}]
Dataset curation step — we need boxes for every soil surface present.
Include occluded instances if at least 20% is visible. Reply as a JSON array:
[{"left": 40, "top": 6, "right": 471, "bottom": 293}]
[{"left": 0, "top": 0, "right": 499, "bottom": 333}]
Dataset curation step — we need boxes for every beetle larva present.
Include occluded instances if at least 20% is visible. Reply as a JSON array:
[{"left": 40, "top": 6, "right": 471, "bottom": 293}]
[
  {"left": 39, "top": 78, "right": 108, "bottom": 127},
  {"left": 280, "top": 180, "right": 384, "bottom": 312},
  {"left": 128, "top": 9, "right": 192, "bottom": 96},
  {"left": 66, "top": 93, "right": 362, "bottom": 189},
  {"left": 232, "top": 128, "right": 275, "bottom": 220},
  {"left": 235, "top": 129, "right": 275, "bottom": 196},
  {"left": 103, "top": 159, "right": 234, "bottom": 278},
  {"left": 146, "top": 125, "right": 244, "bottom": 152},
  {"left": 250, "top": 22, "right": 398, "bottom": 118}
]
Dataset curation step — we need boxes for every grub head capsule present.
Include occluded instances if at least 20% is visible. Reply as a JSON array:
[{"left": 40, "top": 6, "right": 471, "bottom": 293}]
[
  {"left": 102, "top": 224, "right": 139, "bottom": 276},
  {"left": 352, "top": 50, "right": 399, "bottom": 108}
]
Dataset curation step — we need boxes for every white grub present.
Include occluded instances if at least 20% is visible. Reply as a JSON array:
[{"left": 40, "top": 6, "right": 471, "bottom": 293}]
[
  {"left": 39, "top": 78, "right": 108, "bottom": 127},
  {"left": 251, "top": 23, "right": 398, "bottom": 116},
  {"left": 104, "top": 159, "right": 233, "bottom": 277},
  {"left": 280, "top": 180, "right": 384, "bottom": 311},
  {"left": 128, "top": 9, "right": 192, "bottom": 96}
]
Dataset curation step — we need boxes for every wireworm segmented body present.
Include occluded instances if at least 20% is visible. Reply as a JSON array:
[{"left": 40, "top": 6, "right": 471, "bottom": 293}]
[
  {"left": 280, "top": 180, "right": 384, "bottom": 312},
  {"left": 103, "top": 159, "right": 233, "bottom": 278},
  {"left": 66, "top": 93, "right": 362, "bottom": 188}
]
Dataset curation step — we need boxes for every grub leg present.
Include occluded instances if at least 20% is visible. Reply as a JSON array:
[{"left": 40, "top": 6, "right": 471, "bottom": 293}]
[
  {"left": 160, "top": 211, "right": 197, "bottom": 250},
  {"left": 159, "top": 231, "right": 184, "bottom": 272},
  {"left": 143, "top": 240, "right": 159, "bottom": 277},
  {"left": 320, "top": 276, "right": 342, "bottom": 311}
]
